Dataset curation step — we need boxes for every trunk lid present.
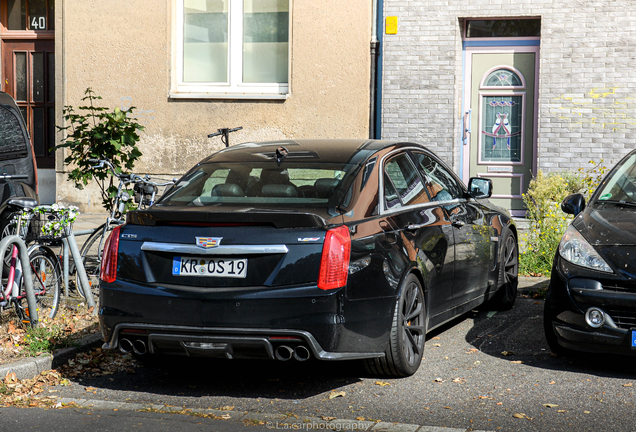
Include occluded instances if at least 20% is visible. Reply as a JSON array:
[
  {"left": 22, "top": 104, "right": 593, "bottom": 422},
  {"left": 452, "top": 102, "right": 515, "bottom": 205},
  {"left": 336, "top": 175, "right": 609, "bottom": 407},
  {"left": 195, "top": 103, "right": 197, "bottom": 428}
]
[{"left": 118, "top": 209, "right": 342, "bottom": 289}]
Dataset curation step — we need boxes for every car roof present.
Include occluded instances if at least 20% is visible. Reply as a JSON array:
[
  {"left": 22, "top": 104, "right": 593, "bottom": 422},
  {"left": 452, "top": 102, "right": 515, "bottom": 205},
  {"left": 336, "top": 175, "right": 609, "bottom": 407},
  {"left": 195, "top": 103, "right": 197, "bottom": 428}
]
[{"left": 198, "top": 139, "right": 410, "bottom": 166}]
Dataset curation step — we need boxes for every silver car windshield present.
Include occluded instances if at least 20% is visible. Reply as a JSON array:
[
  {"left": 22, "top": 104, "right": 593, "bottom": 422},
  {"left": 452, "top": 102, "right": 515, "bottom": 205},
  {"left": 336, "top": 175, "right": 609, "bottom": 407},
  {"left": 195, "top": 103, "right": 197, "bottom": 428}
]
[
  {"left": 596, "top": 153, "right": 636, "bottom": 204},
  {"left": 156, "top": 162, "right": 358, "bottom": 208}
]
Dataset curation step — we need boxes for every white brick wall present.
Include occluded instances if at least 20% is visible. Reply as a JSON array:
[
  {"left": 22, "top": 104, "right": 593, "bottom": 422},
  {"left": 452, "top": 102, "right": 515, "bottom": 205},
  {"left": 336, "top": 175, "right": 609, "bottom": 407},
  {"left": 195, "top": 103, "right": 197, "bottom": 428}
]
[{"left": 381, "top": 0, "right": 636, "bottom": 173}]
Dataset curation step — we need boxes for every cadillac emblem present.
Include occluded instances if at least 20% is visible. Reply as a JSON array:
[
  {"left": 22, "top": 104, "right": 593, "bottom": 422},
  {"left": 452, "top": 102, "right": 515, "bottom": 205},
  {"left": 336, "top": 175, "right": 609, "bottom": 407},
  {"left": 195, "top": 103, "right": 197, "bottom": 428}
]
[{"left": 196, "top": 237, "right": 222, "bottom": 248}]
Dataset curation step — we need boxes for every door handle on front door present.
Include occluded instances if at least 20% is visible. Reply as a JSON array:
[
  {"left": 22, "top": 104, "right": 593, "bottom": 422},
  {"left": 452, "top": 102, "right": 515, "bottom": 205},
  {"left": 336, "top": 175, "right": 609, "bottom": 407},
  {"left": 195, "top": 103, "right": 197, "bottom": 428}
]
[{"left": 463, "top": 109, "right": 472, "bottom": 145}]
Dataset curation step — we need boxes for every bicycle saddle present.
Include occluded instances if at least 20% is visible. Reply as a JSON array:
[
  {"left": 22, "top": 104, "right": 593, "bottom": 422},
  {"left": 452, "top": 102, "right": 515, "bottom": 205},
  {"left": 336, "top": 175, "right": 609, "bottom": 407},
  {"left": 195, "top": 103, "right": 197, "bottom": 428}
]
[{"left": 6, "top": 197, "right": 37, "bottom": 210}]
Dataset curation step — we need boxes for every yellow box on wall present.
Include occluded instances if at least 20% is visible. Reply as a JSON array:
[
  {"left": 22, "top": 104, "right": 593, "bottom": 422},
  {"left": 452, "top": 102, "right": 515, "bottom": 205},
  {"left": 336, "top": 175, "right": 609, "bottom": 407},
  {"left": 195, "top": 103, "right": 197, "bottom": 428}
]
[{"left": 386, "top": 16, "right": 398, "bottom": 34}]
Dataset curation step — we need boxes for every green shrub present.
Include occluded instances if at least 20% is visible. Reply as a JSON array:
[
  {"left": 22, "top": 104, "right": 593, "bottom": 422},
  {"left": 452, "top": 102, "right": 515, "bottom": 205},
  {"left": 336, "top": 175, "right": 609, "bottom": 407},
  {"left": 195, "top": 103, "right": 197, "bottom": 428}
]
[
  {"left": 519, "top": 160, "right": 606, "bottom": 276},
  {"left": 55, "top": 88, "right": 144, "bottom": 213}
]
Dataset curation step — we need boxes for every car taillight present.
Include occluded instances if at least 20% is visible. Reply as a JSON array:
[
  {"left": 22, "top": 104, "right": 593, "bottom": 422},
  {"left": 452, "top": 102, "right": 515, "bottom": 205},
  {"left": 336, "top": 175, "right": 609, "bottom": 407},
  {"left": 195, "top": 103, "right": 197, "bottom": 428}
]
[
  {"left": 318, "top": 225, "right": 351, "bottom": 290},
  {"left": 100, "top": 226, "right": 121, "bottom": 283}
]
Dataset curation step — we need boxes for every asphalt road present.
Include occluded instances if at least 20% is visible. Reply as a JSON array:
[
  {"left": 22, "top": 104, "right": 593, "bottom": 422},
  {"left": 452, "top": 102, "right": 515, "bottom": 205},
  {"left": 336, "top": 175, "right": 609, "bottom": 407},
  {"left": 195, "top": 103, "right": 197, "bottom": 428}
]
[{"left": 26, "top": 297, "right": 636, "bottom": 432}]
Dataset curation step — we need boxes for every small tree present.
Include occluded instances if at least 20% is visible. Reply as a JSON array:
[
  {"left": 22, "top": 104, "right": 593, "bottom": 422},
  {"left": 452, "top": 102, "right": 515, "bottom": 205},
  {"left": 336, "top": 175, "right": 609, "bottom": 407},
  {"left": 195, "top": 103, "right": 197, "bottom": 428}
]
[{"left": 55, "top": 88, "right": 144, "bottom": 212}]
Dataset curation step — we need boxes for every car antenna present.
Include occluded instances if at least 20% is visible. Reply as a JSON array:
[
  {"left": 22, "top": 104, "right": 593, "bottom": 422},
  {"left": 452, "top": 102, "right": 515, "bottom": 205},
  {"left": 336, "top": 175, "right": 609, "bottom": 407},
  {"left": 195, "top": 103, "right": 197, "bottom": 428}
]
[{"left": 275, "top": 147, "right": 288, "bottom": 165}]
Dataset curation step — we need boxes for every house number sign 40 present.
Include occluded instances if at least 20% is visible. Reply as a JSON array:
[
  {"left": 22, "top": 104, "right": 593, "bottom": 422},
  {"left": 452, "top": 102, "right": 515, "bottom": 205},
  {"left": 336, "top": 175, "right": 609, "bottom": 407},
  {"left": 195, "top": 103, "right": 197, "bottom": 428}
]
[{"left": 30, "top": 16, "right": 46, "bottom": 30}]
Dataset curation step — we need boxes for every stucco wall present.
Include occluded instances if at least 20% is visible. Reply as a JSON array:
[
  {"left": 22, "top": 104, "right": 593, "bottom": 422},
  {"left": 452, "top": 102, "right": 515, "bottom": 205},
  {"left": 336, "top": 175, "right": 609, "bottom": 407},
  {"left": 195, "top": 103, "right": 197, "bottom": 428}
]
[
  {"left": 57, "top": 0, "right": 372, "bottom": 210},
  {"left": 381, "top": 0, "right": 636, "bottom": 175}
]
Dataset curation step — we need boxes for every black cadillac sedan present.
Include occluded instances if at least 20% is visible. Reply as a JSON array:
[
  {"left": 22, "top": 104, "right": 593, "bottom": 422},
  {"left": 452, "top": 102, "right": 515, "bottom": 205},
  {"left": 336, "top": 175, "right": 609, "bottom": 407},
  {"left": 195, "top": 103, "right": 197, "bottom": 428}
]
[
  {"left": 545, "top": 149, "right": 636, "bottom": 357},
  {"left": 98, "top": 139, "right": 518, "bottom": 377}
]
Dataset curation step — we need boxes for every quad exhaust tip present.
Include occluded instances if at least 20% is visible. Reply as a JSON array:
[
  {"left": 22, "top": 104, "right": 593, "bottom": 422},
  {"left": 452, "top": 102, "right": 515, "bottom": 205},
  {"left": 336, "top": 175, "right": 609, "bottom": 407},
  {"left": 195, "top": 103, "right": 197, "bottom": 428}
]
[
  {"left": 293, "top": 345, "right": 311, "bottom": 362},
  {"left": 133, "top": 339, "right": 147, "bottom": 355},
  {"left": 119, "top": 338, "right": 133, "bottom": 354},
  {"left": 275, "top": 345, "right": 294, "bottom": 361},
  {"left": 274, "top": 345, "right": 311, "bottom": 361},
  {"left": 119, "top": 338, "right": 147, "bottom": 355}
]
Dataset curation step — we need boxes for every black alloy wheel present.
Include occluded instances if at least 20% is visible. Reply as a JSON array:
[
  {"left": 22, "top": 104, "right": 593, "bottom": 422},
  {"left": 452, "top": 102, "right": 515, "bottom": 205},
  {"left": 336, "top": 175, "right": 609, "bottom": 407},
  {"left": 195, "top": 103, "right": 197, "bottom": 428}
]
[
  {"left": 490, "top": 231, "right": 518, "bottom": 310},
  {"left": 364, "top": 274, "right": 426, "bottom": 377}
]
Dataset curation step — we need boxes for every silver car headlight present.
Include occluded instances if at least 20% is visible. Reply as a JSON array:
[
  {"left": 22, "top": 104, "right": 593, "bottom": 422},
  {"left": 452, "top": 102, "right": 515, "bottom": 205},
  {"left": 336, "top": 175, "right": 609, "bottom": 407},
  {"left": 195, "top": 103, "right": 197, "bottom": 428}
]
[{"left": 558, "top": 225, "right": 613, "bottom": 273}]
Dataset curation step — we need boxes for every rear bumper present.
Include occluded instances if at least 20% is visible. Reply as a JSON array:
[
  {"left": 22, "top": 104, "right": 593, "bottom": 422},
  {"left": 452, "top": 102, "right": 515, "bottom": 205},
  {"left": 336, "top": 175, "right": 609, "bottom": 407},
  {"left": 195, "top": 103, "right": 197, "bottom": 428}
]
[
  {"left": 102, "top": 322, "right": 383, "bottom": 361},
  {"left": 98, "top": 278, "right": 386, "bottom": 361}
]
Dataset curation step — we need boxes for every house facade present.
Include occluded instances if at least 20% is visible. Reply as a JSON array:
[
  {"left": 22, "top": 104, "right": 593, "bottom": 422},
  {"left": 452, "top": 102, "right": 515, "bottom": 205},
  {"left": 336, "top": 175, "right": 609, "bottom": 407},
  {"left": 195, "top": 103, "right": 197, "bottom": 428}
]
[
  {"left": 379, "top": 1, "right": 636, "bottom": 215},
  {"left": 0, "top": 0, "right": 374, "bottom": 210}
]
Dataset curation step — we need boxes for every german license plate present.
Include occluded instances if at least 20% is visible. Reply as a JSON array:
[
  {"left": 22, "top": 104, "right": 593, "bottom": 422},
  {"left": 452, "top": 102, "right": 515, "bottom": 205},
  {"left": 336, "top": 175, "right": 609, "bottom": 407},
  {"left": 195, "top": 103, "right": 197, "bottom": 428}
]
[
  {"left": 632, "top": 330, "right": 636, "bottom": 348},
  {"left": 172, "top": 257, "right": 247, "bottom": 278}
]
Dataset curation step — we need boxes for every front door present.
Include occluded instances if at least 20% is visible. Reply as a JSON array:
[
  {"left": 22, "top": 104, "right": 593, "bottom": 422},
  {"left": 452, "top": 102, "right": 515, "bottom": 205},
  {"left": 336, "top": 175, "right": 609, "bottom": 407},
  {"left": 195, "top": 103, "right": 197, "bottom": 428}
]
[
  {"left": 1, "top": 0, "right": 55, "bottom": 169},
  {"left": 463, "top": 47, "right": 538, "bottom": 216}
]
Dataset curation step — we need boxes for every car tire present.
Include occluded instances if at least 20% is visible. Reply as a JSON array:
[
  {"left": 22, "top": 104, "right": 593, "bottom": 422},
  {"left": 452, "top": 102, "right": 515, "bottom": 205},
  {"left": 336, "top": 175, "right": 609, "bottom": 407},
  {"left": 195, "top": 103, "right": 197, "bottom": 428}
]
[
  {"left": 364, "top": 274, "right": 426, "bottom": 377},
  {"left": 488, "top": 230, "right": 518, "bottom": 310}
]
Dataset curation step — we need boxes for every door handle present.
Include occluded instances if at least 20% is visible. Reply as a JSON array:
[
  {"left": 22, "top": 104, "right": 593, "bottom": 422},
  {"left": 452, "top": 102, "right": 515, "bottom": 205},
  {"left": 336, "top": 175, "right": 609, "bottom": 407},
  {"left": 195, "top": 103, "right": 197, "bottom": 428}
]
[
  {"left": 463, "top": 109, "right": 472, "bottom": 145},
  {"left": 406, "top": 223, "right": 425, "bottom": 231},
  {"left": 451, "top": 220, "right": 465, "bottom": 228}
]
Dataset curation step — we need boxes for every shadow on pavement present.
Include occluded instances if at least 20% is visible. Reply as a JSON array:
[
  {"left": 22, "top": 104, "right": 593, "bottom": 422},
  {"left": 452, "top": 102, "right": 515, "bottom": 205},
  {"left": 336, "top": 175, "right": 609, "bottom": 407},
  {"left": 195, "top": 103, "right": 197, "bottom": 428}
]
[{"left": 464, "top": 298, "right": 636, "bottom": 378}]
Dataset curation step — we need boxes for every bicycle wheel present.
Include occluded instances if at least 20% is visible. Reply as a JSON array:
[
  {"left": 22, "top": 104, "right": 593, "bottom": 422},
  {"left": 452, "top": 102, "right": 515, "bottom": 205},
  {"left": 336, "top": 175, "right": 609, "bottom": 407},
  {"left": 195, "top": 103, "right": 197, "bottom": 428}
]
[
  {"left": 16, "top": 246, "right": 62, "bottom": 321},
  {"left": 74, "top": 223, "right": 107, "bottom": 301},
  {"left": 0, "top": 210, "right": 17, "bottom": 276}
]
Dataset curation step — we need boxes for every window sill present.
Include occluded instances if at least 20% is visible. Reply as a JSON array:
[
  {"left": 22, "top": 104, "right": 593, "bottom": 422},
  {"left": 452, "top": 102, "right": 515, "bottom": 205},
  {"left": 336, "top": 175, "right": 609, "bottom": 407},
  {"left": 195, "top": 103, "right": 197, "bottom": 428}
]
[{"left": 168, "top": 92, "right": 289, "bottom": 101}]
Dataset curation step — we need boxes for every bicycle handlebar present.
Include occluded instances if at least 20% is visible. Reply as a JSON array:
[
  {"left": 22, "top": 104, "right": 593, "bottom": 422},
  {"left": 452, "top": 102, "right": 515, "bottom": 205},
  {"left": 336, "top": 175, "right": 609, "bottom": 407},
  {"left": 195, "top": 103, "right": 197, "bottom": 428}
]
[
  {"left": 208, "top": 126, "right": 243, "bottom": 138},
  {"left": 0, "top": 174, "right": 28, "bottom": 180}
]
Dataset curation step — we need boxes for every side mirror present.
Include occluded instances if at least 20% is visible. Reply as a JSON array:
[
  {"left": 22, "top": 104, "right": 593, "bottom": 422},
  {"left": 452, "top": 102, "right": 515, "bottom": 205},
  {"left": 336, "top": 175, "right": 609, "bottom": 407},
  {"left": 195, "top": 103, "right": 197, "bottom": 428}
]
[
  {"left": 467, "top": 177, "right": 493, "bottom": 199},
  {"left": 561, "top": 193, "right": 586, "bottom": 216}
]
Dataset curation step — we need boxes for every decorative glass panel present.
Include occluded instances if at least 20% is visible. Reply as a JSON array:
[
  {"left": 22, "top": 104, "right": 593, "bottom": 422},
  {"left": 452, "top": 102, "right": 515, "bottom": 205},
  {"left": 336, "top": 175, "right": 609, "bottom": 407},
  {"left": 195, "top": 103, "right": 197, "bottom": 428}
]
[
  {"left": 243, "top": 0, "right": 289, "bottom": 84},
  {"left": 48, "top": 0, "right": 54, "bottom": 30},
  {"left": 183, "top": 0, "right": 228, "bottom": 83},
  {"left": 484, "top": 69, "right": 522, "bottom": 87},
  {"left": 481, "top": 96, "right": 523, "bottom": 162},
  {"left": 7, "top": 0, "right": 26, "bottom": 30},
  {"left": 15, "top": 53, "right": 27, "bottom": 102},
  {"left": 32, "top": 52, "right": 44, "bottom": 102},
  {"left": 47, "top": 53, "right": 55, "bottom": 102},
  {"left": 28, "top": 0, "right": 48, "bottom": 30},
  {"left": 466, "top": 19, "right": 540, "bottom": 38},
  {"left": 33, "top": 107, "right": 44, "bottom": 157}
]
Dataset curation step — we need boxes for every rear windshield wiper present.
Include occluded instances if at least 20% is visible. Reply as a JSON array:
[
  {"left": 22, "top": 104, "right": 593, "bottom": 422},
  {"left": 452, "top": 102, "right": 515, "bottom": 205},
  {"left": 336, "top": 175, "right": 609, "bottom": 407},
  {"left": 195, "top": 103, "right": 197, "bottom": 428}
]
[{"left": 598, "top": 199, "right": 636, "bottom": 208}]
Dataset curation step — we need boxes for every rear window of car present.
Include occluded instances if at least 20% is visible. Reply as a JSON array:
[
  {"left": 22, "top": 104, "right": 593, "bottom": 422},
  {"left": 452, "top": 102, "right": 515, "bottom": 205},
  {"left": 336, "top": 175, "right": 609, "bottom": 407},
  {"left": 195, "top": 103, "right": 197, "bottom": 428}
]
[
  {"left": 156, "top": 162, "right": 358, "bottom": 208},
  {"left": 0, "top": 105, "right": 28, "bottom": 159}
]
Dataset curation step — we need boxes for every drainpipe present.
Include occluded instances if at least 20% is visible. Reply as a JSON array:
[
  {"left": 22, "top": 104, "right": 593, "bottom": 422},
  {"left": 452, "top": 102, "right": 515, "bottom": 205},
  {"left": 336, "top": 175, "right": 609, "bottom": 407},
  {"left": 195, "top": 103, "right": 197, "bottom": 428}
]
[
  {"left": 369, "top": 0, "right": 380, "bottom": 139},
  {"left": 374, "top": 0, "right": 383, "bottom": 139}
]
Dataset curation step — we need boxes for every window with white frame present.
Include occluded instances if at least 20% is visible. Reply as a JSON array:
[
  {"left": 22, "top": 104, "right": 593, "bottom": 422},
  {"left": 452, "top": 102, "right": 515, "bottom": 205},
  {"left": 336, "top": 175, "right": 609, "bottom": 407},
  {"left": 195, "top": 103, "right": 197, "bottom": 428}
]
[{"left": 175, "top": 0, "right": 289, "bottom": 98}]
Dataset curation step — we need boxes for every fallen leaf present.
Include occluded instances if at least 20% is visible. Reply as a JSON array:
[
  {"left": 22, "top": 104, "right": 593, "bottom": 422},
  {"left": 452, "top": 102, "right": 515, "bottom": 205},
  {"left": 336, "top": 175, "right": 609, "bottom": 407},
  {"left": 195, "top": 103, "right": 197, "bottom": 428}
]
[
  {"left": 432, "top": 337, "right": 440, "bottom": 340},
  {"left": 321, "top": 416, "right": 336, "bottom": 421},
  {"left": 434, "top": 378, "right": 444, "bottom": 383},
  {"left": 355, "top": 417, "right": 365, "bottom": 421},
  {"left": 432, "top": 343, "right": 441, "bottom": 347},
  {"left": 375, "top": 381, "right": 390, "bottom": 387},
  {"left": 557, "top": 410, "right": 566, "bottom": 413},
  {"left": 219, "top": 405, "right": 234, "bottom": 411},
  {"left": 584, "top": 411, "right": 590, "bottom": 414},
  {"left": 623, "top": 383, "right": 633, "bottom": 387},
  {"left": 549, "top": 381, "right": 556, "bottom": 385},
  {"left": 513, "top": 413, "right": 532, "bottom": 420},
  {"left": 452, "top": 378, "right": 464, "bottom": 383},
  {"left": 220, "top": 414, "right": 231, "bottom": 420},
  {"left": 501, "top": 351, "right": 514, "bottom": 356},
  {"left": 543, "top": 404, "right": 559, "bottom": 408},
  {"left": 511, "top": 360, "right": 523, "bottom": 364},
  {"left": 329, "top": 391, "right": 346, "bottom": 399},
  {"left": 466, "top": 348, "right": 478, "bottom": 354}
]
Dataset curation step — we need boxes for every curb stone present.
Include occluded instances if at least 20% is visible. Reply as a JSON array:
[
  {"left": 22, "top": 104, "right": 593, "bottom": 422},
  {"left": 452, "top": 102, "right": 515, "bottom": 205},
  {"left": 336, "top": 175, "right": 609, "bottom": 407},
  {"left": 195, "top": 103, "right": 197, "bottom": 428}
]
[
  {"left": 51, "top": 398, "right": 490, "bottom": 432},
  {"left": 0, "top": 332, "right": 103, "bottom": 381}
]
